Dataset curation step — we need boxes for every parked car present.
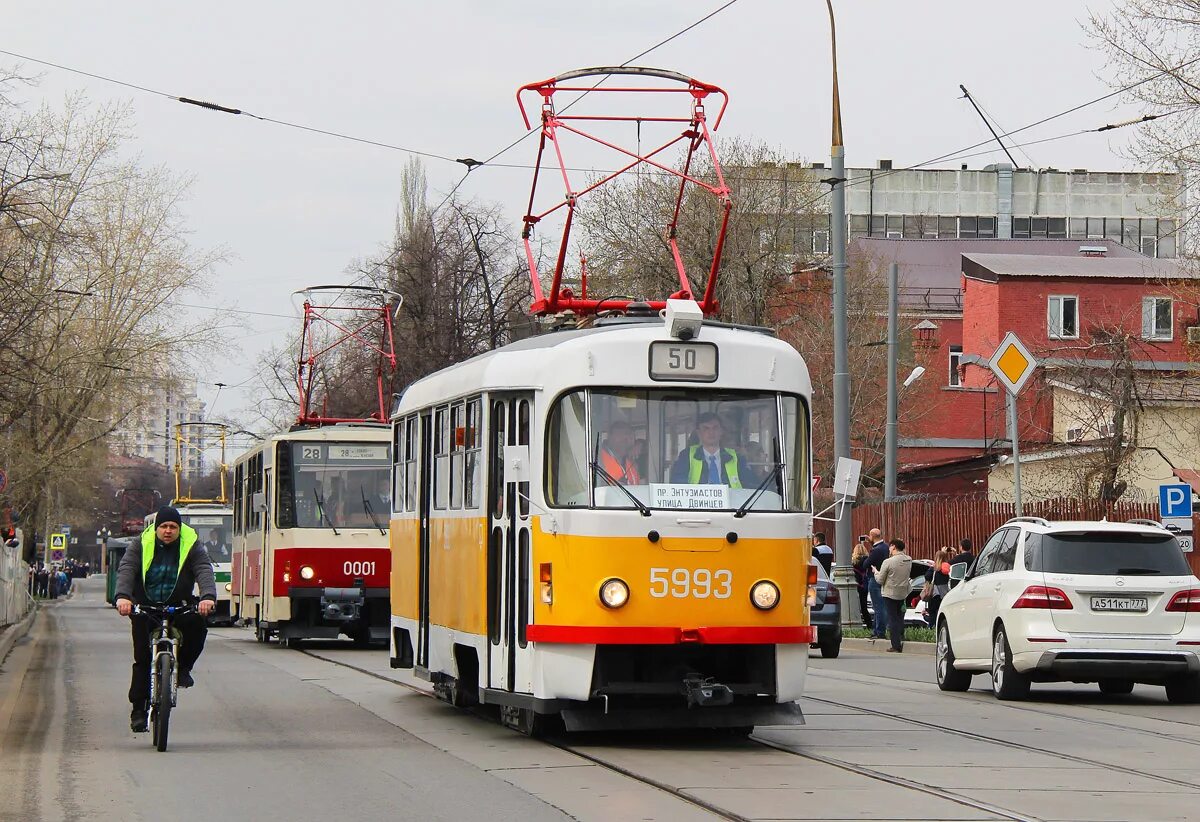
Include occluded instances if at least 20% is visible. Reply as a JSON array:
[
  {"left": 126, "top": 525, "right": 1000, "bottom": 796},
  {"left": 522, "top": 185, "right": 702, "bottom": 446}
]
[
  {"left": 935, "top": 517, "right": 1200, "bottom": 703},
  {"left": 809, "top": 562, "right": 843, "bottom": 658}
]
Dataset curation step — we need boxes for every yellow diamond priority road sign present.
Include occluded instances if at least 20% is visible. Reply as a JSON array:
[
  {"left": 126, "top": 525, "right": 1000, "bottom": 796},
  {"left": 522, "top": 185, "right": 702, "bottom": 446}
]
[{"left": 989, "top": 332, "right": 1036, "bottom": 395}]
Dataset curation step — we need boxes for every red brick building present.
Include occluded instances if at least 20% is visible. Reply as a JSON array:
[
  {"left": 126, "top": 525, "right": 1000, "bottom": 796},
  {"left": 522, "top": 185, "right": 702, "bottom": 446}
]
[{"left": 847, "top": 238, "right": 1199, "bottom": 492}]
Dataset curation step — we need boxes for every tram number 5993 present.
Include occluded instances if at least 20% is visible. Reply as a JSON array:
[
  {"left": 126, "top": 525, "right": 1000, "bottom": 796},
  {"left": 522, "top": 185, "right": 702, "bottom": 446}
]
[
  {"left": 649, "top": 568, "right": 732, "bottom": 599},
  {"left": 344, "top": 561, "right": 376, "bottom": 577}
]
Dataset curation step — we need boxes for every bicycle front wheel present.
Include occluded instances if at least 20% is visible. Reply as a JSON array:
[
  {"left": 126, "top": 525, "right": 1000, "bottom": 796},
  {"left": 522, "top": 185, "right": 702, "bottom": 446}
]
[{"left": 153, "top": 654, "right": 173, "bottom": 752}]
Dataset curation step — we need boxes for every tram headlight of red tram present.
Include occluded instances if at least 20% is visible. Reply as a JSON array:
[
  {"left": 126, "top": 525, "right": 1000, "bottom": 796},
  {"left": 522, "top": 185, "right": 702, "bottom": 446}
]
[
  {"left": 599, "top": 578, "right": 630, "bottom": 609},
  {"left": 751, "top": 580, "right": 780, "bottom": 610},
  {"left": 299, "top": 565, "right": 315, "bottom": 581}
]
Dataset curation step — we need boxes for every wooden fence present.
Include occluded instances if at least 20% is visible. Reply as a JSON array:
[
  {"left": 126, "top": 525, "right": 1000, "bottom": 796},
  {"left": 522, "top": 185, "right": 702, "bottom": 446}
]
[{"left": 850, "top": 496, "right": 1200, "bottom": 576}]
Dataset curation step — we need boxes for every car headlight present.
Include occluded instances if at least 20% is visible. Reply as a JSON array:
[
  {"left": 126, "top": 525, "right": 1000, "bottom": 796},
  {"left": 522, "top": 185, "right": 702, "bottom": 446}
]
[
  {"left": 599, "top": 578, "right": 630, "bottom": 609},
  {"left": 224, "top": 582, "right": 232, "bottom": 592},
  {"left": 299, "top": 565, "right": 315, "bottom": 580},
  {"left": 751, "top": 580, "right": 780, "bottom": 610}
]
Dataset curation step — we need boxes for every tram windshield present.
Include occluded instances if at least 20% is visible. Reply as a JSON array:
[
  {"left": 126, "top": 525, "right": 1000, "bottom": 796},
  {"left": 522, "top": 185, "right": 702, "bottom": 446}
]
[
  {"left": 278, "top": 442, "right": 391, "bottom": 530},
  {"left": 547, "top": 389, "right": 810, "bottom": 513},
  {"left": 179, "top": 512, "right": 233, "bottom": 564}
]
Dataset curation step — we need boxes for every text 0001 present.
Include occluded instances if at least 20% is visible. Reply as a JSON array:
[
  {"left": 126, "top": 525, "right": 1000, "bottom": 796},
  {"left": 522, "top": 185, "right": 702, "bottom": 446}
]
[{"left": 648, "top": 342, "right": 718, "bottom": 382}]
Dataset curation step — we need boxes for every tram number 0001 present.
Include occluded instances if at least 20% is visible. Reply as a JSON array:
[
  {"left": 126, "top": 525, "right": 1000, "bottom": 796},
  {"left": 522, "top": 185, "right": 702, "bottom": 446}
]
[
  {"left": 343, "top": 561, "right": 376, "bottom": 577},
  {"left": 649, "top": 568, "right": 732, "bottom": 599}
]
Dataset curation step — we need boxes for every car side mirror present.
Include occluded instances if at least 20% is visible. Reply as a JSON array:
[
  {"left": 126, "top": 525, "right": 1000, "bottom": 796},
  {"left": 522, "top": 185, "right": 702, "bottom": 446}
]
[{"left": 948, "top": 562, "right": 967, "bottom": 588}]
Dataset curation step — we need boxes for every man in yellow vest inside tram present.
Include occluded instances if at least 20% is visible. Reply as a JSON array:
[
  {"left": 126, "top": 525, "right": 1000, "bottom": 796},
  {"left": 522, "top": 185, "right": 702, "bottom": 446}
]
[
  {"left": 669, "top": 411, "right": 757, "bottom": 488},
  {"left": 115, "top": 506, "right": 217, "bottom": 732}
]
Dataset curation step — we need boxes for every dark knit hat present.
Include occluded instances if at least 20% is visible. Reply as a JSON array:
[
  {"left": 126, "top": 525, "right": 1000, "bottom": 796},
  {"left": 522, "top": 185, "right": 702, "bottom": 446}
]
[{"left": 155, "top": 506, "right": 182, "bottom": 527}]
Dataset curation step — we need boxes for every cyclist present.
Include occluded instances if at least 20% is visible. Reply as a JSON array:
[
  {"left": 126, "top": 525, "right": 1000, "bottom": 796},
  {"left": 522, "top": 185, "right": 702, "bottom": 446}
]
[{"left": 115, "top": 506, "right": 217, "bottom": 733}]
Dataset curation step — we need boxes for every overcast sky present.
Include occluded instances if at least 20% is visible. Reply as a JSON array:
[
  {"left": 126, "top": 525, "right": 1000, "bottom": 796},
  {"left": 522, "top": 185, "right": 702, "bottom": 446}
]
[{"left": 4, "top": 1, "right": 1138, "bottom": 432}]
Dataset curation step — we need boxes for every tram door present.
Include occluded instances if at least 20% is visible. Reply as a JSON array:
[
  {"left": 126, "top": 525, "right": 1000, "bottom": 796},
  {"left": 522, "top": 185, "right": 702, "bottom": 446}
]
[
  {"left": 487, "top": 394, "right": 534, "bottom": 693},
  {"left": 416, "top": 411, "right": 433, "bottom": 668},
  {"left": 259, "top": 466, "right": 273, "bottom": 621}
]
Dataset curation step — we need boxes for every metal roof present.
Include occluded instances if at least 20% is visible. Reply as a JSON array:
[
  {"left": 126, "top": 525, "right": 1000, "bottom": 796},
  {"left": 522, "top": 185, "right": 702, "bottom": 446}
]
[
  {"left": 961, "top": 252, "right": 1191, "bottom": 282},
  {"left": 851, "top": 238, "right": 1144, "bottom": 309}
]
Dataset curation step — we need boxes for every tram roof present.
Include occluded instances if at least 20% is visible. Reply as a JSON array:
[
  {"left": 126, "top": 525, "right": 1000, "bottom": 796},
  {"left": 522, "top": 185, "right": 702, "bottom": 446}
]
[{"left": 393, "top": 318, "right": 810, "bottom": 416}]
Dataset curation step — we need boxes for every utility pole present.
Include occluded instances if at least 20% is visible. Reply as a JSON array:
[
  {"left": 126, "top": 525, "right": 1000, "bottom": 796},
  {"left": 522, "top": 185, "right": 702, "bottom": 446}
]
[
  {"left": 825, "top": 0, "right": 856, "bottom": 619},
  {"left": 884, "top": 263, "right": 898, "bottom": 500}
]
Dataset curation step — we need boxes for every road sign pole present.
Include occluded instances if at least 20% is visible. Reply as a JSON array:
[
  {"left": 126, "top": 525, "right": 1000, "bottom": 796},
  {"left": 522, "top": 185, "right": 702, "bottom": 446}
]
[{"left": 1008, "top": 390, "right": 1022, "bottom": 516}]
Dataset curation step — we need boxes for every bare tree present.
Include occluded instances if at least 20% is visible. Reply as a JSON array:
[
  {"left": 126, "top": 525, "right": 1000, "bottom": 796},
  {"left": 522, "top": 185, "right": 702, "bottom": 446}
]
[{"left": 0, "top": 90, "right": 221, "bottom": 557}]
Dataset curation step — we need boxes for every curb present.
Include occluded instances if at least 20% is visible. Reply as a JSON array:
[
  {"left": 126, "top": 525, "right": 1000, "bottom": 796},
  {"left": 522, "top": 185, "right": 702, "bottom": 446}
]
[
  {"left": 0, "top": 604, "right": 39, "bottom": 668},
  {"left": 843, "top": 636, "right": 934, "bottom": 656}
]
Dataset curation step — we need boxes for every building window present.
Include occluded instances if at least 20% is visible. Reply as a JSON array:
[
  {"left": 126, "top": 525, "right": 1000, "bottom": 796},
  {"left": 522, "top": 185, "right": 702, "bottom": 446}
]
[
  {"left": 812, "top": 229, "right": 830, "bottom": 254},
  {"left": 1141, "top": 235, "right": 1159, "bottom": 258},
  {"left": 1143, "top": 296, "right": 1173, "bottom": 340},
  {"left": 948, "top": 345, "right": 963, "bottom": 387},
  {"left": 1048, "top": 295, "right": 1078, "bottom": 339}
]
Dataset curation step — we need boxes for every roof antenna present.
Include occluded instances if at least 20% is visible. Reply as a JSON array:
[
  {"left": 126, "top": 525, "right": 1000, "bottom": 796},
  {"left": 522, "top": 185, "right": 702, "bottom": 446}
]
[{"left": 959, "top": 84, "right": 1019, "bottom": 168}]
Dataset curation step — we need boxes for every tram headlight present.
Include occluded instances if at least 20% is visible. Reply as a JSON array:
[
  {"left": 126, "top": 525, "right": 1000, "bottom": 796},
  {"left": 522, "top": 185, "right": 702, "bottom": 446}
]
[
  {"left": 599, "top": 578, "right": 630, "bottom": 609},
  {"left": 299, "top": 565, "right": 315, "bottom": 580},
  {"left": 750, "top": 580, "right": 780, "bottom": 610},
  {"left": 224, "top": 582, "right": 232, "bottom": 592}
]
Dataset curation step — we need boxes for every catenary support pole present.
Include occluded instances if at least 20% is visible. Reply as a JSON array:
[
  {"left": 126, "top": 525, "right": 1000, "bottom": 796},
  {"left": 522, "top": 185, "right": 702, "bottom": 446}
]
[
  {"left": 825, "top": 0, "right": 856, "bottom": 626},
  {"left": 884, "top": 262, "right": 898, "bottom": 500},
  {"left": 1008, "top": 390, "right": 1022, "bottom": 515}
]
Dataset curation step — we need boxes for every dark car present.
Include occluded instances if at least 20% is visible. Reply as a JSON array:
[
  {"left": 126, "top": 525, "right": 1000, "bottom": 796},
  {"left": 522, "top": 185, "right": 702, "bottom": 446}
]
[{"left": 809, "top": 562, "right": 842, "bottom": 658}]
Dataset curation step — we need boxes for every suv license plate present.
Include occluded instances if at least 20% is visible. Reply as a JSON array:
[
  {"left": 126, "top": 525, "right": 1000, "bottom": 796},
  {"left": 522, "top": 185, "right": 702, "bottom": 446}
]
[{"left": 1091, "top": 597, "right": 1148, "bottom": 612}]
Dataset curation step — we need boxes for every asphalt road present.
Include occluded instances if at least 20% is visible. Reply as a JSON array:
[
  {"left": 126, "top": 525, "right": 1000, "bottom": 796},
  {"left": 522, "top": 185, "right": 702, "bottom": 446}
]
[{"left": 4, "top": 578, "right": 1200, "bottom": 822}]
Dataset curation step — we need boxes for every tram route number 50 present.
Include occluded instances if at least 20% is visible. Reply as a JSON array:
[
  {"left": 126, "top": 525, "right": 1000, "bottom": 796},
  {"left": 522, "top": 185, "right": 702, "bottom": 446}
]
[{"left": 649, "top": 568, "right": 732, "bottom": 599}]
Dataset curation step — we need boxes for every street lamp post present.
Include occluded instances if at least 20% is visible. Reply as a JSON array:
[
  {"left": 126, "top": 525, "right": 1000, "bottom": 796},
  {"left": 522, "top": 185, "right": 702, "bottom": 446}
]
[
  {"left": 98, "top": 527, "right": 111, "bottom": 576},
  {"left": 825, "top": 0, "right": 857, "bottom": 618}
]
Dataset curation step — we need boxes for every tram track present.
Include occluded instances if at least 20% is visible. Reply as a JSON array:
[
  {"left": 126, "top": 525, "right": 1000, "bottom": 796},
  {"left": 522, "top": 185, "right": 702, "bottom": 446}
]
[
  {"left": 799, "top": 690, "right": 1200, "bottom": 792},
  {"left": 808, "top": 665, "right": 1200, "bottom": 749},
  {"left": 292, "top": 644, "right": 1197, "bottom": 821},
  {"left": 294, "top": 646, "right": 750, "bottom": 822}
]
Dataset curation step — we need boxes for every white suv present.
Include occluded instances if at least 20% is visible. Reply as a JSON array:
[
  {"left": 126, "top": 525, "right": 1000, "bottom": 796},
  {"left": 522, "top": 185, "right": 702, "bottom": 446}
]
[{"left": 935, "top": 517, "right": 1200, "bottom": 702}]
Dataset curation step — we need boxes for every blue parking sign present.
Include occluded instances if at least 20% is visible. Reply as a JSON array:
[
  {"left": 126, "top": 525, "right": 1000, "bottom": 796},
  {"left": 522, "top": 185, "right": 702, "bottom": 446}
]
[{"left": 1159, "top": 484, "right": 1194, "bottom": 519}]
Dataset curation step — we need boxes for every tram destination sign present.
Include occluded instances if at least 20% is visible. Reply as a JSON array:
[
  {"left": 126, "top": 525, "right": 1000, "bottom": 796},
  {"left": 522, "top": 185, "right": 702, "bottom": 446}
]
[
  {"left": 297, "top": 443, "right": 389, "bottom": 463},
  {"left": 648, "top": 341, "right": 718, "bottom": 383},
  {"left": 650, "top": 483, "right": 729, "bottom": 510}
]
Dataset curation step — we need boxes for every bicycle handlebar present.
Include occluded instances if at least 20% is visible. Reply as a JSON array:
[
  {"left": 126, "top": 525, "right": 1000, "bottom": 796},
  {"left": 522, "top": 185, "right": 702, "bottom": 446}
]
[{"left": 133, "top": 604, "right": 196, "bottom": 617}]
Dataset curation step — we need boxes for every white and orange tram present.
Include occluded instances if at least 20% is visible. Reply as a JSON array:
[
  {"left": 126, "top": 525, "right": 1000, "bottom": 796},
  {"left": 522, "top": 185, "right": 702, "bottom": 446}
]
[
  {"left": 231, "top": 423, "right": 392, "bottom": 646},
  {"left": 388, "top": 303, "right": 817, "bottom": 733}
]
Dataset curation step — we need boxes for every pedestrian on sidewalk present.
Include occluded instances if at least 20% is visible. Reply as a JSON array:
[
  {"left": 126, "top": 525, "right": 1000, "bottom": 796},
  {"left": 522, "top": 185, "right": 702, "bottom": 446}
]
[
  {"left": 924, "top": 548, "right": 953, "bottom": 628},
  {"left": 851, "top": 538, "right": 872, "bottom": 629},
  {"left": 875, "top": 538, "right": 913, "bottom": 653},
  {"left": 867, "top": 528, "right": 890, "bottom": 639},
  {"left": 951, "top": 537, "right": 975, "bottom": 570}
]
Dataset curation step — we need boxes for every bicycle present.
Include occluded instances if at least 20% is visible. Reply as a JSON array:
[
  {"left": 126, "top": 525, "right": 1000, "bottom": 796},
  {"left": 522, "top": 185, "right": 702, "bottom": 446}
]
[{"left": 134, "top": 603, "right": 194, "bottom": 752}]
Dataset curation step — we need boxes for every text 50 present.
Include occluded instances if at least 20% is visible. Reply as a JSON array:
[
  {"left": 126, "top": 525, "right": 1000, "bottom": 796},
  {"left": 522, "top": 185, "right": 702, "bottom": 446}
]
[
  {"left": 344, "top": 561, "right": 376, "bottom": 577},
  {"left": 649, "top": 568, "right": 732, "bottom": 599}
]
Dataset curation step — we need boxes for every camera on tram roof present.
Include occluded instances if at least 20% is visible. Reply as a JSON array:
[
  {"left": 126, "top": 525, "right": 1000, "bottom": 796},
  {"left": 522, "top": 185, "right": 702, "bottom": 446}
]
[{"left": 664, "top": 299, "right": 703, "bottom": 341}]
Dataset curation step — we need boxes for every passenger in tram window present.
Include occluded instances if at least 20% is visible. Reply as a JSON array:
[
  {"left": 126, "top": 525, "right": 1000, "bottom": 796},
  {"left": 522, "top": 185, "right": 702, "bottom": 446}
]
[
  {"left": 668, "top": 412, "right": 758, "bottom": 489},
  {"left": 598, "top": 420, "right": 643, "bottom": 485}
]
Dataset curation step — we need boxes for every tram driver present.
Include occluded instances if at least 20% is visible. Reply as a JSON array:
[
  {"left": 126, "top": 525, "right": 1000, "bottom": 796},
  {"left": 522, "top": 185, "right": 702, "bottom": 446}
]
[
  {"left": 669, "top": 411, "right": 758, "bottom": 489},
  {"left": 598, "top": 420, "right": 643, "bottom": 486}
]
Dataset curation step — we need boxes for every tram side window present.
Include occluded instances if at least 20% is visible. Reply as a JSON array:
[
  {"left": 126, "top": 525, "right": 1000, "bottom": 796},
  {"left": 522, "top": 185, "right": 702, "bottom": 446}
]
[
  {"left": 781, "top": 396, "right": 812, "bottom": 512},
  {"left": 546, "top": 390, "right": 589, "bottom": 507},
  {"left": 450, "top": 402, "right": 465, "bottom": 509},
  {"left": 392, "top": 419, "right": 405, "bottom": 515},
  {"left": 233, "top": 463, "right": 243, "bottom": 535},
  {"left": 489, "top": 400, "right": 506, "bottom": 518},
  {"left": 404, "top": 416, "right": 418, "bottom": 512},
  {"left": 464, "top": 398, "right": 482, "bottom": 509},
  {"left": 434, "top": 406, "right": 449, "bottom": 510}
]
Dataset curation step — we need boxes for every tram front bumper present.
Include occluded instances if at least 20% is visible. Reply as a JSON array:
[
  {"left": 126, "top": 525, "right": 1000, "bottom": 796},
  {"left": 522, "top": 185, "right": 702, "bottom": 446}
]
[{"left": 318, "top": 587, "right": 364, "bottom": 623}]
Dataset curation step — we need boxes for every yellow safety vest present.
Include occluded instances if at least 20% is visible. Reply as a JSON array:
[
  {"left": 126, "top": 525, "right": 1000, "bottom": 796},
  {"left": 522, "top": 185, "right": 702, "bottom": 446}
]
[
  {"left": 686, "top": 446, "right": 742, "bottom": 489},
  {"left": 140, "top": 523, "right": 198, "bottom": 587}
]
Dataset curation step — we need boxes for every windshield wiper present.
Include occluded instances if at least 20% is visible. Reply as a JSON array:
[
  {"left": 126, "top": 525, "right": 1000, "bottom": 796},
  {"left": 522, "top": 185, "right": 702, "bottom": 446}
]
[
  {"left": 313, "top": 485, "right": 340, "bottom": 536},
  {"left": 734, "top": 462, "right": 784, "bottom": 518},
  {"left": 360, "top": 484, "right": 386, "bottom": 535},
  {"left": 590, "top": 460, "right": 651, "bottom": 516}
]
